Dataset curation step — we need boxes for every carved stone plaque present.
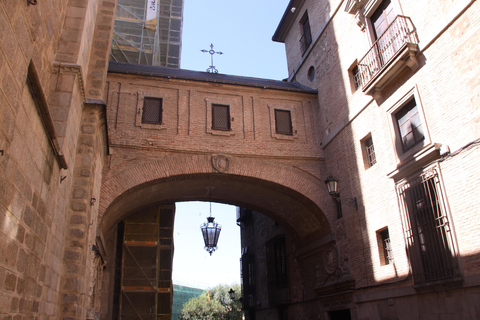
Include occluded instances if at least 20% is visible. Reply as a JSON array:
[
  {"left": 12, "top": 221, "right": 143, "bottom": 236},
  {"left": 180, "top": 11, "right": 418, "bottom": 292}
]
[
  {"left": 324, "top": 244, "right": 339, "bottom": 275},
  {"left": 211, "top": 154, "right": 230, "bottom": 173}
]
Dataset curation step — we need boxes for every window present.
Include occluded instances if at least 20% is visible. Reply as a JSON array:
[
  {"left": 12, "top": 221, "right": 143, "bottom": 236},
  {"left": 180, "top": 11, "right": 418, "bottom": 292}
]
[
  {"left": 395, "top": 99, "right": 424, "bottom": 152},
  {"left": 142, "top": 97, "right": 163, "bottom": 124},
  {"left": 387, "top": 88, "right": 431, "bottom": 163},
  {"left": 211, "top": 104, "right": 230, "bottom": 131},
  {"left": 377, "top": 228, "right": 393, "bottom": 265},
  {"left": 307, "top": 66, "right": 315, "bottom": 82},
  {"left": 362, "top": 134, "right": 377, "bottom": 168},
  {"left": 300, "top": 13, "right": 312, "bottom": 55},
  {"left": 328, "top": 309, "right": 352, "bottom": 320},
  {"left": 371, "top": 0, "right": 396, "bottom": 41},
  {"left": 241, "top": 253, "right": 255, "bottom": 308},
  {"left": 352, "top": 65, "right": 362, "bottom": 90},
  {"left": 397, "top": 167, "right": 457, "bottom": 284},
  {"left": 347, "top": 0, "right": 419, "bottom": 98},
  {"left": 266, "top": 235, "right": 289, "bottom": 306},
  {"left": 269, "top": 104, "right": 297, "bottom": 140},
  {"left": 274, "top": 109, "right": 293, "bottom": 135},
  {"left": 335, "top": 200, "right": 343, "bottom": 219}
]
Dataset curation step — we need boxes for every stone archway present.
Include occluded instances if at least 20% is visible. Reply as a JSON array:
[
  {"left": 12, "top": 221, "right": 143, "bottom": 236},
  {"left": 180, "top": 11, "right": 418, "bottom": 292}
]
[
  {"left": 99, "top": 153, "right": 331, "bottom": 243},
  {"left": 97, "top": 152, "right": 333, "bottom": 320}
]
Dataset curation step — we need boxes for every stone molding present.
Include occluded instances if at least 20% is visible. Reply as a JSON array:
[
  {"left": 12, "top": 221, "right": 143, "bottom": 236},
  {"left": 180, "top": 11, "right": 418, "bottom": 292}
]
[{"left": 53, "top": 61, "right": 86, "bottom": 102}]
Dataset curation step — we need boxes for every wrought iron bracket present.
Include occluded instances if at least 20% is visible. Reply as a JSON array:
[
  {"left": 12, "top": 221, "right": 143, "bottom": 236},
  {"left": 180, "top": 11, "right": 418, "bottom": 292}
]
[{"left": 27, "top": 0, "right": 38, "bottom": 5}]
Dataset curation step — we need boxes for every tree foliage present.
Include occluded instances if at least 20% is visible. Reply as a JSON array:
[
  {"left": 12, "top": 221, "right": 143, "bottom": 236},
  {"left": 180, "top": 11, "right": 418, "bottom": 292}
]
[{"left": 179, "top": 283, "right": 243, "bottom": 320}]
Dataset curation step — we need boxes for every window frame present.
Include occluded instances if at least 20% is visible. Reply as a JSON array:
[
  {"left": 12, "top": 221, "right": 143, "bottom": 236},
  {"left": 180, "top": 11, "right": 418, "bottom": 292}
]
[
  {"left": 268, "top": 104, "right": 298, "bottom": 141},
  {"left": 376, "top": 227, "right": 393, "bottom": 266},
  {"left": 141, "top": 97, "right": 163, "bottom": 125},
  {"left": 274, "top": 109, "right": 293, "bottom": 136},
  {"left": 361, "top": 133, "right": 377, "bottom": 169},
  {"left": 211, "top": 103, "right": 231, "bottom": 131},
  {"left": 205, "top": 97, "right": 237, "bottom": 136},
  {"left": 135, "top": 91, "right": 168, "bottom": 131},
  {"left": 395, "top": 99, "right": 425, "bottom": 153},
  {"left": 266, "top": 235, "right": 289, "bottom": 306},
  {"left": 396, "top": 166, "right": 459, "bottom": 284},
  {"left": 363, "top": 0, "right": 403, "bottom": 46},
  {"left": 386, "top": 86, "right": 431, "bottom": 163},
  {"left": 299, "top": 12, "right": 312, "bottom": 55}
]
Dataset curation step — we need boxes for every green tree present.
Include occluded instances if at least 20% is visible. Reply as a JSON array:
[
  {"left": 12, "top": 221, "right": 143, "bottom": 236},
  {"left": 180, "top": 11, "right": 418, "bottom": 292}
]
[{"left": 179, "top": 284, "right": 243, "bottom": 320}]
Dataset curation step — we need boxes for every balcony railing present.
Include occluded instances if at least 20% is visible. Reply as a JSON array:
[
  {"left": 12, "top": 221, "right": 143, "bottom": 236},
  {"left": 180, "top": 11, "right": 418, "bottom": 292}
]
[{"left": 355, "top": 15, "right": 418, "bottom": 90}]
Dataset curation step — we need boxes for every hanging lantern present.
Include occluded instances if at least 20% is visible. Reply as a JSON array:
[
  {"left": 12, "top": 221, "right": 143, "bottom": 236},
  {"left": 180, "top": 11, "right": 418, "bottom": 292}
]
[{"left": 200, "top": 216, "right": 221, "bottom": 255}]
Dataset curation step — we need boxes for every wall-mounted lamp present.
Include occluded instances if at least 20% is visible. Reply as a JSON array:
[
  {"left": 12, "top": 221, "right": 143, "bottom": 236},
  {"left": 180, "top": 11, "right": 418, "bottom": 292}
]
[
  {"left": 90, "top": 197, "right": 96, "bottom": 206},
  {"left": 324, "top": 175, "right": 358, "bottom": 210},
  {"left": 228, "top": 288, "right": 243, "bottom": 302},
  {"left": 229, "top": 288, "right": 236, "bottom": 300}
]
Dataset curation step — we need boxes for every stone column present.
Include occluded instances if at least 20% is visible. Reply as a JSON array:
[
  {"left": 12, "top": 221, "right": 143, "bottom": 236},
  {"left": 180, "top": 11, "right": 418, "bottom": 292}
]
[{"left": 60, "top": 101, "right": 107, "bottom": 320}]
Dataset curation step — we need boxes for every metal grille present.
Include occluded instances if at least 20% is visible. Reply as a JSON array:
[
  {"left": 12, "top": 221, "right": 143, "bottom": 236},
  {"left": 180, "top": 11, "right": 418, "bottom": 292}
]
[
  {"left": 241, "top": 254, "right": 256, "bottom": 309},
  {"left": 142, "top": 97, "right": 162, "bottom": 124},
  {"left": 352, "top": 65, "right": 363, "bottom": 90},
  {"left": 383, "top": 235, "right": 394, "bottom": 265},
  {"left": 356, "top": 15, "right": 418, "bottom": 88},
  {"left": 300, "top": 17, "right": 312, "bottom": 55},
  {"left": 275, "top": 109, "right": 293, "bottom": 135},
  {"left": 397, "top": 168, "right": 457, "bottom": 284},
  {"left": 365, "top": 137, "right": 377, "bottom": 167},
  {"left": 212, "top": 104, "right": 230, "bottom": 131}
]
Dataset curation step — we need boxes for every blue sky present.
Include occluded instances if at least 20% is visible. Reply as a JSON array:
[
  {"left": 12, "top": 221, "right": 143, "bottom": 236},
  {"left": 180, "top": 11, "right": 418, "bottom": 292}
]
[
  {"left": 180, "top": 0, "right": 290, "bottom": 80},
  {"left": 172, "top": 1, "right": 290, "bottom": 289}
]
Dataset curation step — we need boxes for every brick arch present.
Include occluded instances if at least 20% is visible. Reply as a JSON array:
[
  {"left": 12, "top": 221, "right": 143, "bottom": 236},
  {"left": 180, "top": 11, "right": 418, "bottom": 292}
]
[{"left": 99, "top": 153, "right": 331, "bottom": 243}]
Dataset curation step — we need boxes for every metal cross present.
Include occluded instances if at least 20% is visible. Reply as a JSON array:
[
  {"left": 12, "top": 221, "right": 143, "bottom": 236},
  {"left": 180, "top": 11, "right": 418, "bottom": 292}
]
[{"left": 201, "top": 43, "right": 223, "bottom": 73}]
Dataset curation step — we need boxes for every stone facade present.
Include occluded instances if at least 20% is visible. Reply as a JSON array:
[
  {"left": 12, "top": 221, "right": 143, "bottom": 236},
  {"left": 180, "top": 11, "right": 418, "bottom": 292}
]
[{"left": 0, "top": 1, "right": 479, "bottom": 320}]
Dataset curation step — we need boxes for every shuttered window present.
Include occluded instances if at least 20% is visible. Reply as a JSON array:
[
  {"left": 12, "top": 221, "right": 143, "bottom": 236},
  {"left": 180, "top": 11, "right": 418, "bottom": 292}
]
[
  {"left": 275, "top": 109, "right": 293, "bottom": 135},
  {"left": 142, "top": 97, "right": 163, "bottom": 124},
  {"left": 212, "top": 104, "right": 230, "bottom": 131}
]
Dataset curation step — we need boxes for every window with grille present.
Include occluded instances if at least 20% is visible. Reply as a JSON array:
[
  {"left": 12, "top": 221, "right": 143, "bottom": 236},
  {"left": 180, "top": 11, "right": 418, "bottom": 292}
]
[
  {"left": 352, "top": 65, "right": 363, "bottom": 90},
  {"left": 365, "top": 136, "right": 377, "bottom": 167},
  {"left": 266, "top": 235, "right": 289, "bottom": 306},
  {"left": 211, "top": 104, "right": 230, "bottom": 131},
  {"left": 397, "top": 168, "right": 457, "bottom": 284},
  {"left": 142, "top": 97, "right": 163, "bottom": 124},
  {"left": 241, "top": 253, "right": 255, "bottom": 308},
  {"left": 275, "top": 109, "right": 293, "bottom": 135},
  {"left": 377, "top": 228, "right": 393, "bottom": 265},
  {"left": 395, "top": 99, "right": 424, "bottom": 152},
  {"left": 300, "top": 14, "right": 312, "bottom": 55}
]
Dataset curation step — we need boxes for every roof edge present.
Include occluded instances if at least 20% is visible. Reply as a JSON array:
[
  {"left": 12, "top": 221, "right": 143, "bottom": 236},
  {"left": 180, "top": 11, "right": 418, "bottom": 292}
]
[
  {"left": 107, "top": 61, "right": 317, "bottom": 94},
  {"left": 272, "top": 0, "right": 304, "bottom": 43}
]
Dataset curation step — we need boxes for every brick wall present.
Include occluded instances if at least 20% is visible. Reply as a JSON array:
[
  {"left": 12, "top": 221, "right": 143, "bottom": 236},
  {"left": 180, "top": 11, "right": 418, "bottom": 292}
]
[{"left": 277, "top": 0, "right": 480, "bottom": 318}]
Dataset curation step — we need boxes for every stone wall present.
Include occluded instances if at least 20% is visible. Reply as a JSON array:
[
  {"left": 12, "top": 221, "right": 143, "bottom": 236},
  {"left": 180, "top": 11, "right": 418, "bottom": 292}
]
[{"left": 0, "top": 1, "right": 113, "bottom": 320}]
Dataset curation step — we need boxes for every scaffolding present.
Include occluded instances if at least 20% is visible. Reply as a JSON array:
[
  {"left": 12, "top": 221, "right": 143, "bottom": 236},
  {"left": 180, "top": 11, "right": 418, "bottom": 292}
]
[
  {"left": 110, "top": 0, "right": 183, "bottom": 68},
  {"left": 118, "top": 204, "right": 175, "bottom": 320},
  {"left": 171, "top": 284, "right": 204, "bottom": 320}
]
